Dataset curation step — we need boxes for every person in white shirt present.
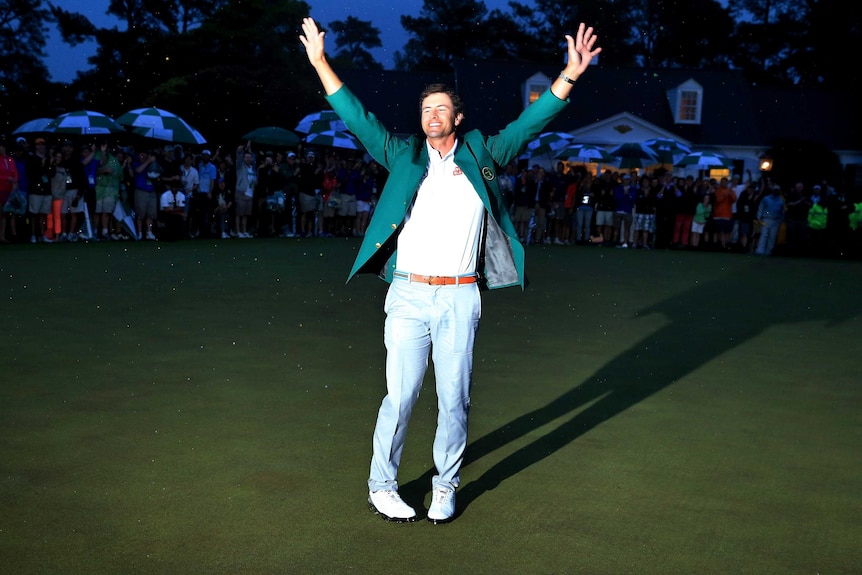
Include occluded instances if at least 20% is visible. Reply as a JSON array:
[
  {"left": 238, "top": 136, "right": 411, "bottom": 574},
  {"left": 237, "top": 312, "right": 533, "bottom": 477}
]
[
  {"left": 180, "top": 154, "right": 199, "bottom": 237},
  {"left": 158, "top": 180, "right": 187, "bottom": 241},
  {"left": 300, "top": 16, "right": 601, "bottom": 525}
]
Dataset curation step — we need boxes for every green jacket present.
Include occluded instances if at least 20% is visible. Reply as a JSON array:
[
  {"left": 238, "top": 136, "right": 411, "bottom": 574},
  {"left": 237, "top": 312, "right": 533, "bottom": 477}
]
[
  {"left": 325, "top": 84, "right": 568, "bottom": 289},
  {"left": 808, "top": 202, "right": 828, "bottom": 230},
  {"left": 849, "top": 202, "right": 862, "bottom": 231}
]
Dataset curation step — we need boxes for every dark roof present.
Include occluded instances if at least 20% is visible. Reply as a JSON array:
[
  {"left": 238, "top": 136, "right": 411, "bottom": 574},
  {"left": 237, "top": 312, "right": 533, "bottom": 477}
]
[
  {"left": 338, "top": 62, "right": 857, "bottom": 152},
  {"left": 452, "top": 61, "right": 763, "bottom": 147}
]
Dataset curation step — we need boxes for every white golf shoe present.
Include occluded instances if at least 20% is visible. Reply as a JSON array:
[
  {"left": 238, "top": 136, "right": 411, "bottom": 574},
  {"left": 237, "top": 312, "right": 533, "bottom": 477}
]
[
  {"left": 368, "top": 490, "right": 416, "bottom": 523},
  {"left": 426, "top": 487, "right": 456, "bottom": 524}
]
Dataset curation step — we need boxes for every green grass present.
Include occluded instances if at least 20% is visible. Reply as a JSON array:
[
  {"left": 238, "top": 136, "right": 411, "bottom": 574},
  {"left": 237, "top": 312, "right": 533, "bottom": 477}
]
[{"left": 1, "top": 239, "right": 860, "bottom": 574}]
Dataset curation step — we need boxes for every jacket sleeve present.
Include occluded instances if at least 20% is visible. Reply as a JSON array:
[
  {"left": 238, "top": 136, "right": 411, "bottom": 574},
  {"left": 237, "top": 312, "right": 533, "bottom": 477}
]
[
  {"left": 484, "top": 89, "right": 569, "bottom": 167},
  {"left": 325, "top": 85, "right": 410, "bottom": 172}
]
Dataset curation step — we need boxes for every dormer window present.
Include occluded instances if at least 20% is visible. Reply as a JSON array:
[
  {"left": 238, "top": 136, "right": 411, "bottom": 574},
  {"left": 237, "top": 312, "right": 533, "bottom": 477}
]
[
  {"left": 523, "top": 73, "right": 551, "bottom": 108},
  {"left": 667, "top": 79, "right": 703, "bottom": 125}
]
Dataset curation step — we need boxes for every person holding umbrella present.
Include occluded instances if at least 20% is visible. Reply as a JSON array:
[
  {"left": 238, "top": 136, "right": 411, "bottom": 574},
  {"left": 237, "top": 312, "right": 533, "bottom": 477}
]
[{"left": 300, "top": 17, "right": 601, "bottom": 524}]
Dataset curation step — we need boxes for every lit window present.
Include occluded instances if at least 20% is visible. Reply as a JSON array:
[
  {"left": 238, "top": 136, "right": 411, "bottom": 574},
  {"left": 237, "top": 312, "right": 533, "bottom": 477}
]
[
  {"left": 529, "top": 83, "right": 544, "bottom": 104},
  {"left": 667, "top": 80, "right": 703, "bottom": 125},
  {"left": 679, "top": 90, "right": 699, "bottom": 122},
  {"left": 523, "top": 73, "right": 552, "bottom": 108}
]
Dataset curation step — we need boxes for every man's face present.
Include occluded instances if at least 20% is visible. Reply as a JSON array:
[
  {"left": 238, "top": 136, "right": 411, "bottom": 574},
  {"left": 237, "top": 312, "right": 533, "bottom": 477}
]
[{"left": 420, "top": 92, "right": 461, "bottom": 139}]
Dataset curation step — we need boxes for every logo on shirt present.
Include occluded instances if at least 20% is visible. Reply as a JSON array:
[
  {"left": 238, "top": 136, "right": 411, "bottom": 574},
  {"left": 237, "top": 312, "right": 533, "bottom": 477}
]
[{"left": 453, "top": 167, "right": 463, "bottom": 176}]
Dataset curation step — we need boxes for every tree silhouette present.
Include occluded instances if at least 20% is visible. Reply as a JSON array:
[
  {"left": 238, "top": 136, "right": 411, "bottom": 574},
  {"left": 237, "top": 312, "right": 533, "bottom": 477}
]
[
  {"left": 0, "top": 0, "right": 56, "bottom": 130},
  {"left": 397, "top": 0, "right": 493, "bottom": 71},
  {"left": 8, "top": 0, "right": 856, "bottom": 140},
  {"left": 328, "top": 16, "right": 383, "bottom": 70}
]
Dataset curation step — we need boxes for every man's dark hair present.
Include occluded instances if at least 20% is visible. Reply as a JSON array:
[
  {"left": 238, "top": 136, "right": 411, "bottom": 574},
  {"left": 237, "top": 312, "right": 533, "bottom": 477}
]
[{"left": 419, "top": 83, "right": 465, "bottom": 122}]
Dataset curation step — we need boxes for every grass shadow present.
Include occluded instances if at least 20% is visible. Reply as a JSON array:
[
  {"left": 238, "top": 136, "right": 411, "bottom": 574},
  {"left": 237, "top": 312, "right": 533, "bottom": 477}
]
[{"left": 403, "top": 257, "right": 861, "bottom": 513}]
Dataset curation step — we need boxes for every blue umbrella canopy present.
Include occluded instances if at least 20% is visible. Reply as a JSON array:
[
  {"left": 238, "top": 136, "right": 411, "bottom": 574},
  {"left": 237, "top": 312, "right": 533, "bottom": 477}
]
[
  {"left": 554, "top": 144, "right": 617, "bottom": 164},
  {"left": 305, "top": 130, "right": 362, "bottom": 150},
  {"left": 295, "top": 110, "right": 348, "bottom": 134},
  {"left": 675, "top": 151, "right": 733, "bottom": 168},
  {"left": 117, "top": 107, "right": 206, "bottom": 144},
  {"left": 12, "top": 117, "right": 56, "bottom": 135},
  {"left": 642, "top": 138, "right": 692, "bottom": 165},
  {"left": 46, "top": 110, "right": 126, "bottom": 135},
  {"left": 608, "top": 142, "right": 660, "bottom": 169},
  {"left": 521, "top": 132, "right": 576, "bottom": 160}
]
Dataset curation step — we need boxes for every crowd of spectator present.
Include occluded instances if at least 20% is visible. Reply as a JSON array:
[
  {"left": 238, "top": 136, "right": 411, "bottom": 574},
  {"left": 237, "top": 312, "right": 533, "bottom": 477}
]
[
  {"left": 505, "top": 161, "right": 862, "bottom": 260},
  {"left": 2, "top": 133, "right": 860, "bottom": 259},
  {"left": 0, "top": 134, "right": 386, "bottom": 243}
]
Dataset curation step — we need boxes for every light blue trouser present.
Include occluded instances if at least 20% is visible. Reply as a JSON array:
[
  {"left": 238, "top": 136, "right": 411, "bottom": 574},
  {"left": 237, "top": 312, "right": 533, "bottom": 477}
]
[
  {"left": 368, "top": 276, "right": 481, "bottom": 493},
  {"left": 575, "top": 206, "right": 594, "bottom": 241},
  {"left": 757, "top": 219, "right": 782, "bottom": 255}
]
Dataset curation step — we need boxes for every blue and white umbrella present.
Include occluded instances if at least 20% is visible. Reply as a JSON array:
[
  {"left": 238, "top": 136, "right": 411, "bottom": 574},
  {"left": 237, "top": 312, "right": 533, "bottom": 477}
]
[
  {"left": 46, "top": 110, "right": 126, "bottom": 135},
  {"left": 521, "top": 132, "right": 576, "bottom": 160},
  {"left": 608, "top": 142, "right": 660, "bottom": 170},
  {"left": 295, "top": 110, "right": 348, "bottom": 135},
  {"left": 554, "top": 143, "right": 617, "bottom": 164},
  {"left": 675, "top": 151, "right": 733, "bottom": 168},
  {"left": 642, "top": 138, "right": 692, "bottom": 165},
  {"left": 305, "top": 130, "right": 362, "bottom": 150},
  {"left": 12, "top": 117, "right": 56, "bottom": 135},
  {"left": 117, "top": 107, "right": 206, "bottom": 145}
]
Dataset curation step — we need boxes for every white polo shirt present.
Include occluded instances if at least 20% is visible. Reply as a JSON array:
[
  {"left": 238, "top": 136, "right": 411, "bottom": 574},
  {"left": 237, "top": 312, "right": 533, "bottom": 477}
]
[
  {"left": 160, "top": 190, "right": 186, "bottom": 210},
  {"left": 396, "top": 140, "right": 486, "bottom": 276}
]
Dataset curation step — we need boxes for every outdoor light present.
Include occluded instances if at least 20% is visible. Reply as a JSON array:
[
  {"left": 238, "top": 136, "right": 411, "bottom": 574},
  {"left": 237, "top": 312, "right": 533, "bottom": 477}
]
[{"left": 759, "top": 154, "right": 773, "bottom": 172}]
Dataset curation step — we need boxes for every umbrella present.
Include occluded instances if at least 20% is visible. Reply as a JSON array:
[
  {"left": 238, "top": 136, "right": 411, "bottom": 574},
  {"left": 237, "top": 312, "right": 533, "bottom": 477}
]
[
  {"left": 608, "top": 142, "right": 660, "bottom": 170},
  {"left": 113, "top": 199, "right": 138, "bottom": 240},
  {"left": 117, "top": 107, "right": 206, "bottom": 144},
  {"left": 46, "top": 110, "right": 126, "bottom": 135},
  {"left": 242, "top": 126, "right": 300, "bottom": 147},
  {"left": 295, "top": 110, "right": 348, "bottom": 134},
  {"left": 642, "top": 138, "right": 691, "bottom": 165},
  {"left": 675, "top": 151, "right": 733, "bottom": 169},
  {"left": 521, "top": 132, "right": 576, "bottom": 160},
  {"left": 554, "top": 144, "right": 617, "bottom": 164},
  {"left": 305, "top": 130, "right": 362, "bottom": 150},
  {"left": 12, "top": 117, "right": 56, "bottom": 135}
]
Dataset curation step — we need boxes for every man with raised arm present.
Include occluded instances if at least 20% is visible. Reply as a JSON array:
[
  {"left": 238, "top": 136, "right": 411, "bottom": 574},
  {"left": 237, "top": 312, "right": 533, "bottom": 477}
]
[{"left": 299, "top": 17, "right": 601, "bottom": 524}]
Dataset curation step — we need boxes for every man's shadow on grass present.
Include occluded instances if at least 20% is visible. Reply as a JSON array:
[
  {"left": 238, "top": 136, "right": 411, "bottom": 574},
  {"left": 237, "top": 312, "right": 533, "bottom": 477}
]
[{"left": 401, "top": 261, "right": 859, "bottom": 515}]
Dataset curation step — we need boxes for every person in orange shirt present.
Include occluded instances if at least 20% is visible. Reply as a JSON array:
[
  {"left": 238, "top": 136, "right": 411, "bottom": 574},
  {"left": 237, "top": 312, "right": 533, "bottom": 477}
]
[{"left": 712, "top": 176, "right": 737, "bottom": 249}]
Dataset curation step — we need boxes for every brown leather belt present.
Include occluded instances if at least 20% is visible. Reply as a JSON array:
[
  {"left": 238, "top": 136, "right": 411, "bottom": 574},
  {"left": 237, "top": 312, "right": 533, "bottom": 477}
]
[{"left": 393, "top": 271, "right": 478, "bottom": 285}]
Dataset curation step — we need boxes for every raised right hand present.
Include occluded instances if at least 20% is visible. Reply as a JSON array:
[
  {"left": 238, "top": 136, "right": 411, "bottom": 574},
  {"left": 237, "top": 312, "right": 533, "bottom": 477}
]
[{"left": 299, "top": 17, "right": 326, "bottom": 68}]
